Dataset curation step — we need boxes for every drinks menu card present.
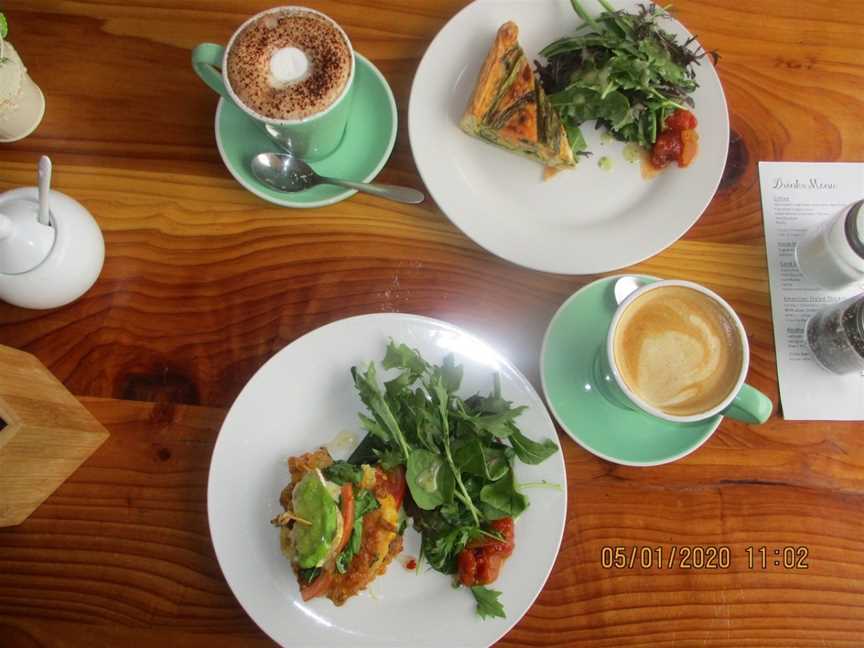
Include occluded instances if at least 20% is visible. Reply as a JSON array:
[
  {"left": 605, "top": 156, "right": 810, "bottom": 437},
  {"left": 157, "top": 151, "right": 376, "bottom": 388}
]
[{"left": 759, "top": 162, "right": 864, "bottom": 420}]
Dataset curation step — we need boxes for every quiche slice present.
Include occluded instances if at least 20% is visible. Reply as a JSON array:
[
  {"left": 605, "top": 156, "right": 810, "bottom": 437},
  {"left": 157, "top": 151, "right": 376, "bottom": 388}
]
[{"left": 460, "top": 21, "right": 576, "bottom": 173}]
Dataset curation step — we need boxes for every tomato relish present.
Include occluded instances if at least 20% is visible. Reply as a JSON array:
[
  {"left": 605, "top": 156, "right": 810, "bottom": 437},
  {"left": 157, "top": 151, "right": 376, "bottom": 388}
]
[
  {"left": 457, "top": 517, "right": 516, "bottom": 587},
  {"left": 649, "top": 109, "right": 699, "bottom": 170}
]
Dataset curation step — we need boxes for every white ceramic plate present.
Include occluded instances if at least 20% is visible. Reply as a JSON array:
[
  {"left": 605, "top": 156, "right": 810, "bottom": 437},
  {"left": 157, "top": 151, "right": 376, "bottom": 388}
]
[
  {"left": 409, "top": 0, "right": 729, "bottom": 274},
  {"left": 208, "top": 314, "right": 567, "bottom": 647}
]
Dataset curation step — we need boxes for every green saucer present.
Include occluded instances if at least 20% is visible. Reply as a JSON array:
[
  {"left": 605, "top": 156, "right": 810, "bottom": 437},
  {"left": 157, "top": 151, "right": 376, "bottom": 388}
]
[
  {"left": 215, "top": 53, "right": 397, "bottom": 208},
  {"left": 540, "top": 276, "right": 722, "bottom": 466}
]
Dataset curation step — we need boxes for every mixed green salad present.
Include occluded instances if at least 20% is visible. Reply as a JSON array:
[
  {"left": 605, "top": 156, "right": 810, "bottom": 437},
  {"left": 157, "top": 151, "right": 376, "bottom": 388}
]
[
  {"left": 327, "top": 341, "right": 559, "bottom": 619},
  {"left": 536, "top": 0, "right": 715, "bottom": 156}
]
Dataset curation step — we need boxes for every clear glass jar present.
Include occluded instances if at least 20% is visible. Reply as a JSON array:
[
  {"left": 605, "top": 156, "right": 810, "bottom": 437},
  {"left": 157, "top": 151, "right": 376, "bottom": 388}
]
[{"left": 805, "top": 293, "right": 864, "bottom": 375}]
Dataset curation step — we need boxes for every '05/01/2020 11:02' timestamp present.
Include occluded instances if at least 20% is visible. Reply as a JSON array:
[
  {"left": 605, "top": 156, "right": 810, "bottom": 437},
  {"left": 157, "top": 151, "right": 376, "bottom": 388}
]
[{"left": 600, "top": 545, "right": 810, "bottom": 570}]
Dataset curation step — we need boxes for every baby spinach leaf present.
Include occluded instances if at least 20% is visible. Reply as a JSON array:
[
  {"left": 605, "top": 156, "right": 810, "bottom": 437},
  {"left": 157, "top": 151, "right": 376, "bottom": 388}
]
[
  {"left": 453, "top": 436, "right": 485, "bottom": 476},
  {"left": 508, "top": 430, "right": 559, "bottom": 465},
  {"left": 480, "top": 469, "right": 528, "bottom": 520},
  {"left": 407, "top": 449, "right": 453, "bottom": 510},
  {"left": 439, "top": 502, "right": 474, "bottom": 527},
  {"left": 454, "top": 436, "right": 511, "bottom": 482}
]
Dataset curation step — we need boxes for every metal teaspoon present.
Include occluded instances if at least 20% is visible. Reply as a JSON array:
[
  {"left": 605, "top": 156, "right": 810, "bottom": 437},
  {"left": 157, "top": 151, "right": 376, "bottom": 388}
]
[{"left": 251, "top": 152, "right": 425, "bottom": 205}]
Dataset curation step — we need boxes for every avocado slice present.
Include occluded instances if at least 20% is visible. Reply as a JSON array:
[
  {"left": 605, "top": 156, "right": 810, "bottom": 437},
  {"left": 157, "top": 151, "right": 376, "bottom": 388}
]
[{"left": 292, "top": 471, "right": 340, "bottom": 569}]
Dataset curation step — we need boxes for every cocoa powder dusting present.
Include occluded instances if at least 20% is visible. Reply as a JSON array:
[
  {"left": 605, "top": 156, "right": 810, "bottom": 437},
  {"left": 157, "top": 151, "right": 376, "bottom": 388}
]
[{"left": 226, "top": 10, "right": 351, "bottom": 120}]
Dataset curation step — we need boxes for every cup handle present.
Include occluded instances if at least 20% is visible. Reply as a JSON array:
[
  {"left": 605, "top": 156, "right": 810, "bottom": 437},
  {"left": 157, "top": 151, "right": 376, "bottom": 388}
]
[
  {"left": 721, "top": 384, "right": 773, "bottom": 424},
  {"left": 192, "top": 43, "right": 230, "bottom": 100}
]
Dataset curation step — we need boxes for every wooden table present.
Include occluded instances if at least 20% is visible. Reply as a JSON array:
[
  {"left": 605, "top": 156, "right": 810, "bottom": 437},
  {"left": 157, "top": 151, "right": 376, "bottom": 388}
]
[{"left": 1, "top": 1, "right": 863, "bottom": 646}]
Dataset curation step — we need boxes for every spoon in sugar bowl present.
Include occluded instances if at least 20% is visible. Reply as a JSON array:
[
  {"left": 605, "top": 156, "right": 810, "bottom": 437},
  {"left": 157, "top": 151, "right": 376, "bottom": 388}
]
[{"left": 251, "top": 152, "right": 425, "bottom": 205}]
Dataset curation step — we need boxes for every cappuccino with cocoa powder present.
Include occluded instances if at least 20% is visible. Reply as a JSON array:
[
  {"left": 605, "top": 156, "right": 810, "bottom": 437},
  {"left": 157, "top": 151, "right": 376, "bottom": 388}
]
[
  {"left": 612, "top": 286, "right": 744, "bottom": 417},
  {"left": 226, "top": 8, "right": 352, "bottom": 121}
]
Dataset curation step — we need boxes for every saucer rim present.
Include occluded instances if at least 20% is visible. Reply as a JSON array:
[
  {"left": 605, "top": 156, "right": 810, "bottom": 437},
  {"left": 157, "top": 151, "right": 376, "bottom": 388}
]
[
  {"left": 214, "top": 52, "right": 397, "bottom": 209},
  {"left": 539, "top": 274, "right": 722, "bottom": 467}
]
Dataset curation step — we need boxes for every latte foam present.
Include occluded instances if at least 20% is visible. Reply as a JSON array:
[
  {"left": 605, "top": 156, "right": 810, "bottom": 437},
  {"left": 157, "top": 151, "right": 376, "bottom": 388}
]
[
  {"left": 227, "top": 9, "right": 351, "bottom": 120},
  {"left": 613, "top": 286, "right": 744, "bottom": 417}
]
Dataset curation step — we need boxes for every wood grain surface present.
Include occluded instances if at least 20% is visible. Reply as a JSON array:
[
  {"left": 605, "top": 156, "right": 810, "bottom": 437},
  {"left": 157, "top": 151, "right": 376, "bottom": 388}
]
[
  {"left": 2, "top": 398, "right": 863, "bottom": 648},
  {"left": 0, "top": 0, "right": 863, "bottom": 646}
]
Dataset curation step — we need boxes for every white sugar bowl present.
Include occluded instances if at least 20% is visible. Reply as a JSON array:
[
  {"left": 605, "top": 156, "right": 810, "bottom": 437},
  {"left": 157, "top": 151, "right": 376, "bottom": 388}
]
[{"left": 0, "top": 187, "right": 104, "bottom": 309}]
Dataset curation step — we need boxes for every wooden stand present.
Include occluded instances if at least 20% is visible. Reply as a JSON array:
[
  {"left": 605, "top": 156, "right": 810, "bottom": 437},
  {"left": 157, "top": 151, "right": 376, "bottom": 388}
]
[{"left": 0, "top": 345, "right": 109, "bottom": 527}]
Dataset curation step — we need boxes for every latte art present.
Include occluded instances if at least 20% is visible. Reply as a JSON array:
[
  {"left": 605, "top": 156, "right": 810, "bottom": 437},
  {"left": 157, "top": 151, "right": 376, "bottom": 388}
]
[{"left": 613, "top": 287, "right": 744, "bottom": 417}]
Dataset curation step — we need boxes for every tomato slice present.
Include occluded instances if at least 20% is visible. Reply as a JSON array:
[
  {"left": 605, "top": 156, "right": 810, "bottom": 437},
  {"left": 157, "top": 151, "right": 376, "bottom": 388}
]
[
  {"left": 335, "top": 483, "right": 354, "bottom": 555},
  {"left": 458, "top": 517, "right": 516, "bottom": 586},
  {"left": 299, "top": 569, "right": 333, "bottom": 601},
  {"left": 477, "top": 552, "right": 504, "bottom": 585},
  {"left": 486, "top": 517, "right": 515, "bottom": 557},
  {"left": 679, "top": 129, "right": 699, "bottom": 168},
  {"left": 458, "top": 548, "right": 478, "bottom": 587},
  {"left": 666, "top": 108, "right": 698, "bottom": 131}
]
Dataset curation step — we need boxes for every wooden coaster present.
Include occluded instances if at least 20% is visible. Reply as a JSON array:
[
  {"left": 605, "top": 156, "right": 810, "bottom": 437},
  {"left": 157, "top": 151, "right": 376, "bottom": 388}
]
[{"left": 0, "top": 345, "right": 109, "bottom": 527}]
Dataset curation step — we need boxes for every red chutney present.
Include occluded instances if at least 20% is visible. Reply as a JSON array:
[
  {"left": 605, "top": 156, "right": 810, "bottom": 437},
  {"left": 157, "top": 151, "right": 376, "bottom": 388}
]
[
  {"left": 457, "top": 517, "right": 516, "bottom": 587},
  {"left": 649, "top": 109, "right": 699, "bottom": 169}
]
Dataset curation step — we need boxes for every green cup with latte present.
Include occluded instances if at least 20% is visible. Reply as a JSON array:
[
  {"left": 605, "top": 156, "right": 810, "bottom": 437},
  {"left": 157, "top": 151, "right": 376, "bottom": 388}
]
[{"left": 594, "top": 280, "right": 773, "bottom": 425}]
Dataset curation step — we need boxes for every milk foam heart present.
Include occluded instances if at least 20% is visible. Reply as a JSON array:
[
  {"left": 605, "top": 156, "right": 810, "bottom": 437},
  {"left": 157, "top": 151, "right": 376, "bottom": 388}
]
[
  {"left": 269, "top": 47, "right": 310, "bottom": 86},
  {"left": 613, "top": 286, "right": 744, "bottom": 417}
]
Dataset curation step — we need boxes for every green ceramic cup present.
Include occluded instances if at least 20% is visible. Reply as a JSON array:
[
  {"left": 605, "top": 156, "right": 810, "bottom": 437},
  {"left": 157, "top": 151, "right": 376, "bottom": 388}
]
[
  {"left": 596, "top": 279, "right": 773, "bottom": 425},
  {"left": 191, "top": 7, "right": 355, "bottom": 161}
]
